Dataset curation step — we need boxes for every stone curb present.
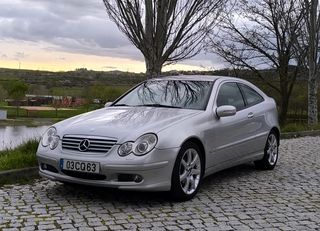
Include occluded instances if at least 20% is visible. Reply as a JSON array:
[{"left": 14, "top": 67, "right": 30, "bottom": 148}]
[
  {"left": 1, "top": 130, "right": 320, "bottom": 184},
  {"left": 281, "top": 130, "right": 320, "bottom": 139},
  {"left": 0, "top": 167, "right": 39, "bottom": 183}
]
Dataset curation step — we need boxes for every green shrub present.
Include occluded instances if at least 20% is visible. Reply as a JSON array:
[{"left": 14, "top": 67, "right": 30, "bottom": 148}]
[
  {"left": 0, "top": 139, "right": 39, "bottom": 171},
  {"left": 281, "top": 123, "right": 306, "bottom": 133},
  {"left": 281, "top": 123, "right": 320, "bottom": 133}
]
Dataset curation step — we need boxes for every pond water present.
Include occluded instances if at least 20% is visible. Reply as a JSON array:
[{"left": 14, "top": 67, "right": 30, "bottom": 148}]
[{"left": 0, "top": 126, "right": 49, "bottom": 151}]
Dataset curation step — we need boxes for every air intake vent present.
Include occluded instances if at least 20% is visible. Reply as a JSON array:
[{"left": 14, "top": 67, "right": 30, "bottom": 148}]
[
  {"left": 62, "top": 135, "right": 117, "bottom": 154},
  {"left": 61, "top": 170, "right": 106, "bottom": 180}
]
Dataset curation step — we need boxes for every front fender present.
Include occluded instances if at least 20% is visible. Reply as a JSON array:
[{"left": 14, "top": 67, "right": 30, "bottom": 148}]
[{"left": 155, "top": 113, "right": 209, "bottom": 150}]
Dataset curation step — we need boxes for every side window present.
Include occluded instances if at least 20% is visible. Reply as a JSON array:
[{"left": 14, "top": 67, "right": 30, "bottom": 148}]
[
  {"left": 217, "top": 82, "right": 245, "bottom": 111},
  {"left": 239, "top": 84, "right": 264, "bottom": 107}
]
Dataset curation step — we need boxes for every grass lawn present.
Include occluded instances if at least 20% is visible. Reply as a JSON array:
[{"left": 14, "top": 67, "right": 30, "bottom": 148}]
[
  {"left": 0, "top": 104, "right": 102, "bottom": 126},
  {"left": 281, "top": 123, "right": 320, "bottom": 133},
  {"left": 0, "top": 139, "right": 39, "bottom": 171},
  {"left": 0, "top": 106, "right": 88, "bottom": 118},
  {"left": 0, "top": 117, "right": 62, "bottom": 126}
]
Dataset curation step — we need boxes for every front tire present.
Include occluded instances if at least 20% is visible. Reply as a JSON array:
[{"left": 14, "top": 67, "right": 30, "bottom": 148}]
[
  {"left": 170, "top": 142, "right": 203, "bottom": 201},
  {"left": 255, "top": 130, "right": 279, "bottom": 170}
]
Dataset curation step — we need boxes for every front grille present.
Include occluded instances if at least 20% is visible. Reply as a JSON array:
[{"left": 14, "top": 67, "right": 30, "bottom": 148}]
[{"left": 62, "top": 135, "right": 117, "bottom": 154}]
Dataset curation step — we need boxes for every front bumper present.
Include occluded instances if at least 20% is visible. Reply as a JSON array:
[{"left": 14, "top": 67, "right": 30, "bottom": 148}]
[{"left": 37, "top": 146, "right": 179, "bottom": 191}]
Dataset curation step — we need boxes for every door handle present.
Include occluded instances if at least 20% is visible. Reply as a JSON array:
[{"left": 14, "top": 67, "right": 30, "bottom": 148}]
[{"left": 247, "top": 112, "right": 254, "bottom": 118}]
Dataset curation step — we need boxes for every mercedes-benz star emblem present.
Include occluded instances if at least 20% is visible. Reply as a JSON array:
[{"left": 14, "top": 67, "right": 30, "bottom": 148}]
[{"left": 78, "top": 139, "right": 90, "bottom": 152}]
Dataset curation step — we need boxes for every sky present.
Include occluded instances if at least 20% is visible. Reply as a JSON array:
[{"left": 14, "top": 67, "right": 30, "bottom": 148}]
[{"left": 0, "top": 0, "right": 224, "bottom": 73}]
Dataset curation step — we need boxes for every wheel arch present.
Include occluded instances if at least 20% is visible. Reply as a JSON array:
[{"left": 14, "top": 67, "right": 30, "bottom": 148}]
[
  {"left": 271, "top": 127, "right": 280, "bottom": 145},
  {"left": 182, "top": 137, "right": 206, "bottom": 175}
]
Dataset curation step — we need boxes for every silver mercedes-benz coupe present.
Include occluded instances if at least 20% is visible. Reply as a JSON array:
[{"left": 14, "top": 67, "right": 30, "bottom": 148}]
[{"left": 37, "top": 75, "right": 280, "bottom": 200}]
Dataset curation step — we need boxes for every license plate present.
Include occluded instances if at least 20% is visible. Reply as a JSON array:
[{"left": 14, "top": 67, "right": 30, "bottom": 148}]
[{"left": 60, "top": 159, "right": 100, "bottom": 174}]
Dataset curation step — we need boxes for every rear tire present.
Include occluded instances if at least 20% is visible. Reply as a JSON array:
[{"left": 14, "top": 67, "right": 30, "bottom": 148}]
[
  {"left": 170, "top": 142, "right": 204, "bottom": 201},
  {"left": 255, "top": 130, "right": 279, "bottom": 170}
]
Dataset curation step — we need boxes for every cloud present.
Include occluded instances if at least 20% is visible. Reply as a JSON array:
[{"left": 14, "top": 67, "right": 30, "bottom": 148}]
[
  {"left": 0, "top": 0, "right": 224, "bottom": 69},
  {"left": 14, "top": 52, "right": 28, "bottom": 60},
  {"left": 102, "top": 66, "right": 117, "bottom": 70},
  {"left": 0, "top": 53, "right": 8, "bottom": 59},
  {"left": 173, "top": 52, "right": 226, "bottom": 70},
  {"left": 26, "top": 0, "right": 107, "bottom": 19},
  {"left": 0, "top": 0, "right": 141, "bottom": 59}
]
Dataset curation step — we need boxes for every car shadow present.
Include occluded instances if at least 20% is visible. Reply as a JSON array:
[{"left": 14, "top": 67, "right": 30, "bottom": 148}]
[
  {"left": 202, "top": 163, "right": 258, "bottom": 184},
  {"left": 48, "top": 163, "right": 258, "bottom": 204},
  {"left": 50, "top": 182, "right": 172, "bottom": 204}
]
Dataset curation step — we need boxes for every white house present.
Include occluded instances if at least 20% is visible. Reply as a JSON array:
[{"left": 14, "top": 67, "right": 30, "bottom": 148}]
[{"left": 0, "top": 110, "right": 7, "bottom": 120}]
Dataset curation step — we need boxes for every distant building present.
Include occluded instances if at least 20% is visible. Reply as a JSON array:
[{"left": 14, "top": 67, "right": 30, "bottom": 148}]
[
  {"left": 26, "top": 95, "right": 55, "bottom": 106},
  {"left": 5, "top": 95, "right": 86, "bottom": 107},
  {"left": 0, "top": 110, "right": 7, "bottom": 120},
  {"left": 6, "top": 99, "right": 28, "bottom": 106}
]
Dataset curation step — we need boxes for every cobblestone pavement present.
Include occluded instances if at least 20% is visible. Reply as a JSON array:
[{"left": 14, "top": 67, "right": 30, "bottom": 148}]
[{"left": 0, "top": 137, "right": 319, "bottom": 231}]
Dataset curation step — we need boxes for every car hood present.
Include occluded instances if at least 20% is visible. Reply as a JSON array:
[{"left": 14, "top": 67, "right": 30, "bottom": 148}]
[{"left": 55, "top": 106, "right": 201, "bottom": 142}]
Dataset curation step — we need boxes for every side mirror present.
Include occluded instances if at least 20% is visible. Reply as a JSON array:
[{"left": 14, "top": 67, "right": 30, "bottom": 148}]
[
  {"left": 104, "top": 102, "right": 113, "bottom": 107},
  {"left": 216, "top": 105, "right": 236, "bottom": 118}
]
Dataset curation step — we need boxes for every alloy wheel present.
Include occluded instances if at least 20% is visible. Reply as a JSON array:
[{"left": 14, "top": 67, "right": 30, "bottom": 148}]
[
  {"left": 179, "top": 148, "right": 201, "bottom": 195},
  {"left": 267, "top": 133, "right": 278, "bottom": 165}
]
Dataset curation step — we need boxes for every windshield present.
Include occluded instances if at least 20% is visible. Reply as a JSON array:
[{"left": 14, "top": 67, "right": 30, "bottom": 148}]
[{"left": 113, "top": 80, "right": 214, "bottom": 110}]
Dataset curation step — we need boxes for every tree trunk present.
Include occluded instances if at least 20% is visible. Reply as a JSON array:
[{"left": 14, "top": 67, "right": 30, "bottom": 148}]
[
  {"left": 145, "top": 58, "right": 162, "bottom": 79},
  {"left": 307, "top": 0, "right": 319, "bottom": 125},
  {"left": 308, "top": 76, "right": 318, "bottom": 125},
  {"left": 279, "top": 93, "right": 289, "bottom": 125},
  {"left": 278, "top": 64, "right": 290, "bottom": 125}
]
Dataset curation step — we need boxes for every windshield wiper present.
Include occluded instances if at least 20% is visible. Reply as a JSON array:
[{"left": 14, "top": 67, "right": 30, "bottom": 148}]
[{"left": 138, "top": 104, "right": 182, "bottom": 109}]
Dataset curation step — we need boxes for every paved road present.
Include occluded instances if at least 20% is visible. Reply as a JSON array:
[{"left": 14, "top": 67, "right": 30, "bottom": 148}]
[{"left": 0, "top": 137, "right": 319, "bottom": 231}]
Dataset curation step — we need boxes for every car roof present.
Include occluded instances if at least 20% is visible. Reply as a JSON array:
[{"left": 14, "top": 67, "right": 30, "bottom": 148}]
[{"left": 152, "top": 75, "right": 240, "bottom": 82}]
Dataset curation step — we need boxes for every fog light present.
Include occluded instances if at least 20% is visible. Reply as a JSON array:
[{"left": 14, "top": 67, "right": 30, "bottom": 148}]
[
  {"left": 118, "top": 174, "right": 143, "bottom": 183},
  {"left": 133, "top": 175, "right": 143, "bottom": 183},
  {"left": 41, "top": 163, "right": 47, "bottom": 170}
]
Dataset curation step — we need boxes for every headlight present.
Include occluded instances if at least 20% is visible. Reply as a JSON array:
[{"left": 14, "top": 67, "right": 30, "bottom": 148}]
[
  {"left": 133, "top": 133, "right": 157, "bottom": 156},
  {"left": 118, "top": 141, "right": 133, "bottom": 156},
  {"left": 118, "top": 133, "right": 158, "bottom": 156},
  {"left": 41, "top": 127, "right": 60, "bottom": 150}
]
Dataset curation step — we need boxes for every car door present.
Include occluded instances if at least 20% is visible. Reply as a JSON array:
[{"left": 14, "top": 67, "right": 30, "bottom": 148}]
[
  {"left": 236, "top": 83, "right": 269, "bottom": 161},
  {"left": 207, "top": 81, "right": 269, "bottom": 169},
  {"left": 206, "top": 82, "right": 250, "bottom": 169}
]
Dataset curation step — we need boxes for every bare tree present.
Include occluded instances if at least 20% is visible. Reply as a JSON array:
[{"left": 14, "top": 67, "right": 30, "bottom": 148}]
[
  {"left": 103, "top": 0, "right": 224, "bottom": 78},
  {"left": 208, "top": 0, "right": 304, "bottom": 124},
  {"left": 297, "top": 0, "right": 320, "bottom": 125}
]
